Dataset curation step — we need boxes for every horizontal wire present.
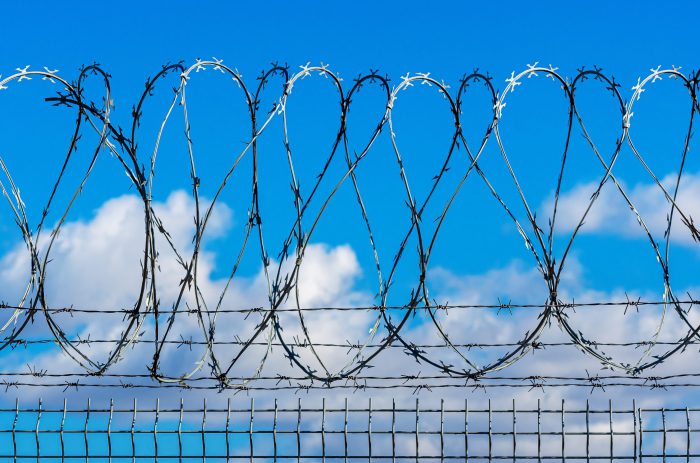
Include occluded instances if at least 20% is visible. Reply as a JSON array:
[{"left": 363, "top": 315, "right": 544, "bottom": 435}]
[
  {"left": 1, "top": 299, "right": 697, "bottom": 314},
  {"left": 5, "top": 337, "right": 696, "bottom": 348},
  {"left": 4, "top": 372, "right": 700, "bottom": 382},
  {"left": 0, "top": 381, "right": 698, "bottom": 391}
]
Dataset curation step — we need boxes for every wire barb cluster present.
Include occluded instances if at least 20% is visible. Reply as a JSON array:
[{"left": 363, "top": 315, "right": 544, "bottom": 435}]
[{"left": 0, "top": 61, "right": 699, "bottom": 391}]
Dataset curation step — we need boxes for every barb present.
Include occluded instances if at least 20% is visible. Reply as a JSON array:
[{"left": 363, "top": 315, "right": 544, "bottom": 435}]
[{"left": 0, "top": 62, "right": 699, "bottom": 391}]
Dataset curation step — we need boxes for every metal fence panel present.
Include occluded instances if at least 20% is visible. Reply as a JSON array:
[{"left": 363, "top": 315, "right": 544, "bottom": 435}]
[{"left": 0, "top": 398, "right": 698, "bottom": 461}]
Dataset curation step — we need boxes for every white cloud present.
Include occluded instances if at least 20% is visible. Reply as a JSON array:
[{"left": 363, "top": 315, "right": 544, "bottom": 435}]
[
  {"left": 0, "top": 190, "right": 697, "bottom": 412},
  {"left": 0, "top": 190, "right": 378, "bottom": 395},
  {"left": 543, "top": 171, "right": 700, "bottom": 246},
  {"left": 403, "top": 258, "right": 690, "bottom": 376},
  {"left": 427, "top": 261, "right": 548, "bottom": 306},
  {"left": 0, "top": 190, "right": 233, "bottom": 309}
]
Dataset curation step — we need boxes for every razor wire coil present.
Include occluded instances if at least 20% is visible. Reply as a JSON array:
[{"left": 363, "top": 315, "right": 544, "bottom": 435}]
[{"left": 0, "top": 61, "right": 699, "bottom": 391}]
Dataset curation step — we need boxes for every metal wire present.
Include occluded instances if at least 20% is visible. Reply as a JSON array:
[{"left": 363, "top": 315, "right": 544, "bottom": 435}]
[
  {"left": 0, "top": 398, "right": 698, "bottom": 461},
  {"left": 0, "top": 62, "right": 699, "bottom": 392}
]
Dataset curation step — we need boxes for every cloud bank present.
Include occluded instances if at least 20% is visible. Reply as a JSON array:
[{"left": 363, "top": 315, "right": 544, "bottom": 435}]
[{"left": 0, "top": 185, "right": 698, "bottom": 410}]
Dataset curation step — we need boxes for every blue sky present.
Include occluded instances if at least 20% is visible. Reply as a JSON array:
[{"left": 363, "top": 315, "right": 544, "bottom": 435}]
[
  {"left": 2, "top": 0, "right": 696, "bottom": 79},
  {"left": 0, "top": 0, "right": 699, "bottom": 413},
  {"left": 1, "top": 0, "right": 696, "bottom": 284}
]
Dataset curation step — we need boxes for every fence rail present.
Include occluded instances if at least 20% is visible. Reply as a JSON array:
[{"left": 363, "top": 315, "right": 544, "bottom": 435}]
[{"left": 1, "top": 398, "right": 699, "bottom": 461}]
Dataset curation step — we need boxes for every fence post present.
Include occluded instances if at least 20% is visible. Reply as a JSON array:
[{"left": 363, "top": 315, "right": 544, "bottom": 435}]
[
  {"left": 249, "top": 397, "right": 254, "bottom": 463},
  {"left": 84, "top": 397, "right": 90, "bottom": 463},
  {"left": 108, "top": 399, "right": 113, "bottom": 463},
  {"left": 465, "top": 398, "right": 469, "bottom": 463},
  {"left": 131, "top": 398, "right": 136, "bottom": 463},
  {"left": 415, "top": 397, "right": 420, "bottom": 463},
  {"left": 561, "top": 399, "right": 566, "bottom": 463},
  {"left": 273, "top": 398, "right": 278, "bottom": 463},
  {"left": 36, "top": 398, "right": 42, "bottom": 463},
  {"left": 512, "top": 398, "right": 516, "bottom": 463},
  {"left": 368, "top": 398, "right": 373, "bottom": 463},
  {"left": 322, "top": 397, "right": 326, "bottom": 463},
  {"left": 60, "top": 399, "right": 66, "bottom": 463},
  {"left": 154, "top": 398, "right": 160, "bottom": 463},
  {"left": 178, "top": 398, "right": 184, "bottom": 463},
  {"left": 201, "top": 398, "right": 207, "bottom": 463}
]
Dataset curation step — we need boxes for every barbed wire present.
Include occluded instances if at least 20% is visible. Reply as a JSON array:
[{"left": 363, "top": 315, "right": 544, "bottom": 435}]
[{"left": 0, "top": 61, "right": 699, "bottom": 391}]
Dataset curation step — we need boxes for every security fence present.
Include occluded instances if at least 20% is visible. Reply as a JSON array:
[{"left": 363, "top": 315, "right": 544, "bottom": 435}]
[
  {"left": 0, "top": 398, "right": 698, "bottom": 461},
  {"left": 2, "top": 60, "right": 700, "bottom": 461}
]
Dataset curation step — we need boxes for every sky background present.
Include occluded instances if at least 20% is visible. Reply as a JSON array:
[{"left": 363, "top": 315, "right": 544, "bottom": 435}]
[{"left": 1, "top": 0, "right": 700, "bottom": 426}]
